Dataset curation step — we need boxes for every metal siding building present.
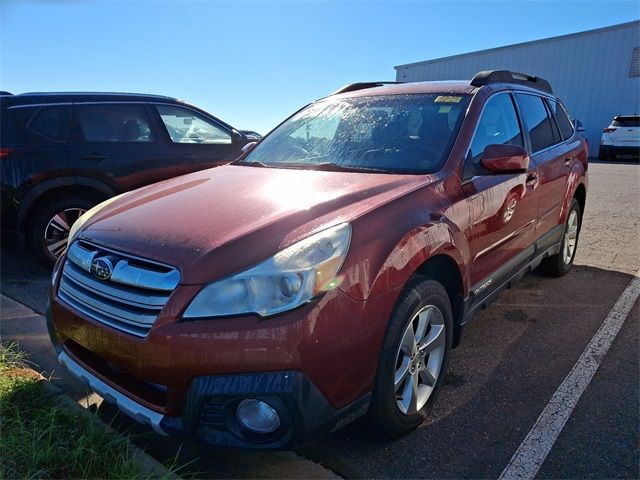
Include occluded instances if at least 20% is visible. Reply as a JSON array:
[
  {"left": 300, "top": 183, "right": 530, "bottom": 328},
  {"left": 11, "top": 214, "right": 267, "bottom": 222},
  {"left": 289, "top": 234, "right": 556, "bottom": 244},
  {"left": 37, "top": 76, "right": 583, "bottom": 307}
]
[{"left": 394, "top": 21, "right": 640, "bottom": 155}]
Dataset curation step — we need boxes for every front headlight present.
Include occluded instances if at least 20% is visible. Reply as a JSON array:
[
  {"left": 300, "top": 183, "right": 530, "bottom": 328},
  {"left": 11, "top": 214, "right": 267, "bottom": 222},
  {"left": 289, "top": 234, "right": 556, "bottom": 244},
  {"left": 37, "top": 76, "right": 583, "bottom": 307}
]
[{"left": 183, "top": 223, "right": 351, "bottom": 318}]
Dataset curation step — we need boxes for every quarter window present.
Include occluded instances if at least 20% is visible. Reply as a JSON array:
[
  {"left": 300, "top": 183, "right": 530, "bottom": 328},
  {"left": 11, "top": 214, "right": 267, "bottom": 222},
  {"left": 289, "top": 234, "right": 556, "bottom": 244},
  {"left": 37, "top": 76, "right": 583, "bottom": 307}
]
[
  {"left": 26, "top": 106, "right": 72, "bottom": 142},
  {"left": 77, "top": 104, "right": 154, "bottom": 142},
  {"left": 547, "top": 99, "right": 574, "bottom": 141},
  {"left": 515, "top": 94, "right": 557, "bottom": 153},
  {"left": 157, "top": 105, "right": 231, "bottom": 144},
  {"left": 469, "top": 94, "right": 523, "bottom": 161}
]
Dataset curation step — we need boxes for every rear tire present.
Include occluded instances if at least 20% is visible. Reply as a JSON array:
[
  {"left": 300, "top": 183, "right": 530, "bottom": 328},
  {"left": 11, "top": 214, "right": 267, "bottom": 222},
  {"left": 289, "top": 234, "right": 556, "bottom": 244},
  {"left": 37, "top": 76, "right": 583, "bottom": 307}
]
[
  {"left": 369, "top": 277, "right": 452, "bottom": 437},
  {"left": 28, "top": 195, "right": 96, "bottom": 267},
  {"left": 539, "top": 198, "right": 581, "bottom": 277}
]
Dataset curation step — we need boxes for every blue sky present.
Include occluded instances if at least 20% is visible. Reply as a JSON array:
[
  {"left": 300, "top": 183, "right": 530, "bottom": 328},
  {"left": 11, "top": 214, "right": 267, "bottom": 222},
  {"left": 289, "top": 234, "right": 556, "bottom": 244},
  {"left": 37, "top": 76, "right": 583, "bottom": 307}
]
[{"left": 1, "top": 0, "right": 638, "bottom": 133}]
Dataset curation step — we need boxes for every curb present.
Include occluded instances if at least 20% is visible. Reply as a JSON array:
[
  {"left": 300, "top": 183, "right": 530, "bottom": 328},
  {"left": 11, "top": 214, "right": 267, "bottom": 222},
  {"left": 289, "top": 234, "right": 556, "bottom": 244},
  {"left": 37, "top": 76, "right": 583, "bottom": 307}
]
[{"left": 37, "top": 370, "right": 181, "bottom": 479}]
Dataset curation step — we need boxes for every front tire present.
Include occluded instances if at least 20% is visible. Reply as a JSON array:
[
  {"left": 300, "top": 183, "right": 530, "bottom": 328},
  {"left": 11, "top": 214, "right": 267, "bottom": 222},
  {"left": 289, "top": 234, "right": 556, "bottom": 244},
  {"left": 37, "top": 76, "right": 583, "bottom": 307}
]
[
  {"left": 29, "top": 195, "right": 96, "bottom": 267},
  {"left": 539, "top": 198, "right": 581, "bottom": 277},
  {"left": 369, "top": 277, "right": 453, "bottom": 437}
]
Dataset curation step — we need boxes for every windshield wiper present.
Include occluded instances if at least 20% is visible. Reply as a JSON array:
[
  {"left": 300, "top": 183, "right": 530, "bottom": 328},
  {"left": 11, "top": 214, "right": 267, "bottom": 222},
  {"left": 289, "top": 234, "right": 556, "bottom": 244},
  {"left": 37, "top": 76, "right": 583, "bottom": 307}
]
[
  {"left": 280, "top": 162, "right": 390, "bottom": 173},
  {"left": 233, "top": 160, "right": 271, "bottom": 168}
]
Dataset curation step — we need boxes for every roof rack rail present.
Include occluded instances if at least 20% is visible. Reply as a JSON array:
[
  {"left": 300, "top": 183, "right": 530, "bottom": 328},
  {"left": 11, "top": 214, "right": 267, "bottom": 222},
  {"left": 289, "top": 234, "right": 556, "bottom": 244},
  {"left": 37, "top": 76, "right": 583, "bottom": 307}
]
[
  {"left": 330, "top": 81, "right": 404, "bottom": 96},
  {"left": 470, "top": 70, "right": 553, "bottom": 94}
]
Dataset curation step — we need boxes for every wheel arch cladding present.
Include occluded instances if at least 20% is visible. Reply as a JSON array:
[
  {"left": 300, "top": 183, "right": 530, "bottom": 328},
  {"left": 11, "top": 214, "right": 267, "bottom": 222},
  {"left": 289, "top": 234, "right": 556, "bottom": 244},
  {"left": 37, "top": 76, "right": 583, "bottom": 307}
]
[
  {"left": 18, "top": 177, "right": 116, "bottom": 230},
  {"left": 414, "top": 253, "right": 464, "bottom": 333},
  {"left": 573, "top": 183, "right": 586, "bottom": 219}
]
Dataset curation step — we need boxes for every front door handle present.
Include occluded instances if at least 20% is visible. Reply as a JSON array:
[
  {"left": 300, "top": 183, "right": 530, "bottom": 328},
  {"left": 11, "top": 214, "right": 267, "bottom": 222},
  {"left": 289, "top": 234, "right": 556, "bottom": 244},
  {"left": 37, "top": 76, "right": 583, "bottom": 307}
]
[
  {"left": 83, "top": 153, "right": 108, "bottom": 161},
  {"left": 526, "top": 172, "right": 539, "bottom": 190},
  {"left": 564, "top": 157, "right": 571, "bottom": 166}
]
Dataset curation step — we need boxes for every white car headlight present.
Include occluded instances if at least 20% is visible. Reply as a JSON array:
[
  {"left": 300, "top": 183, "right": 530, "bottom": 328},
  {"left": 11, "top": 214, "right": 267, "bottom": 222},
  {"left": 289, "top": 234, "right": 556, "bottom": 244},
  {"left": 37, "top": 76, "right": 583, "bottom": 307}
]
[{"left": 183, "top": 223, "right": 351, "bottom": 318}]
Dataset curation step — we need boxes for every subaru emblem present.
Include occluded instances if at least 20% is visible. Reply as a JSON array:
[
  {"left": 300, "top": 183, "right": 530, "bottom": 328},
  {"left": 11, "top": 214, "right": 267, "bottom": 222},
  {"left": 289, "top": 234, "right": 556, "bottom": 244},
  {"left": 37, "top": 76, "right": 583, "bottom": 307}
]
[{"left": 90, "top": 258, "right": 113, "bottom": 281}]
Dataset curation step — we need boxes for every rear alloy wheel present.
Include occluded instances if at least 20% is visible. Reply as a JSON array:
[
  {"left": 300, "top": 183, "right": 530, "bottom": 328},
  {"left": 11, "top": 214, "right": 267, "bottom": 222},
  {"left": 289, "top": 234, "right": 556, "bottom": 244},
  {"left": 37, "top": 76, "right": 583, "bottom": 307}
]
[
  {"left": 539, "top": 197, "right": 581, "bottom": 277},
  {"left": 369, "top": 277, "right": 452, "bottom": 437},
  {"left": 29, "top": 196, "right": 96, "bottom": 267}
]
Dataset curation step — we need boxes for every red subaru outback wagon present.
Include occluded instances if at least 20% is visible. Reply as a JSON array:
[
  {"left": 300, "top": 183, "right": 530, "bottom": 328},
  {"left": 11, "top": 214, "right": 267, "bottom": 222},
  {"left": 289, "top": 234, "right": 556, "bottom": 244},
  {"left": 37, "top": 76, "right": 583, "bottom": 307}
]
[{"left": 48, "top": 71, "right": 588, "bottom": 449}]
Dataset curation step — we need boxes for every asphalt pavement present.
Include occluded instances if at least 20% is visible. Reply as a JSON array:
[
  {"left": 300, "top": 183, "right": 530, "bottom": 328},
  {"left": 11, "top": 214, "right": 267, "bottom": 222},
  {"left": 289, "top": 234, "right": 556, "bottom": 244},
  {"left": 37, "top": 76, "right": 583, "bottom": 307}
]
[{"left": 1, "top": 160, "right": 638, "bottom": 479}]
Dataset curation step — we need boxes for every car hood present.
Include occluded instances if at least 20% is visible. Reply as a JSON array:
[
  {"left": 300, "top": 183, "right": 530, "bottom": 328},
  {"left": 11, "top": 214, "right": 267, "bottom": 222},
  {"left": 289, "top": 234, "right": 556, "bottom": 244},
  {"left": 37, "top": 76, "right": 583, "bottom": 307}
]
[{"left": 78, "top": 165, "right": 433, "bottom": 284}]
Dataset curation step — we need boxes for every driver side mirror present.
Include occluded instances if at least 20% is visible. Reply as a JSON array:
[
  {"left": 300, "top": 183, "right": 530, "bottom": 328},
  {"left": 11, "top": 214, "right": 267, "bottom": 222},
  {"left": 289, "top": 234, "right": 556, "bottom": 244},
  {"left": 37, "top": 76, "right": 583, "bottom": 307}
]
[
  {"left": 479, "top": 144, "right": 529, "bottom": 174},
  {"left": 574, "top": 119, "right": 585, "bottom": 132}
]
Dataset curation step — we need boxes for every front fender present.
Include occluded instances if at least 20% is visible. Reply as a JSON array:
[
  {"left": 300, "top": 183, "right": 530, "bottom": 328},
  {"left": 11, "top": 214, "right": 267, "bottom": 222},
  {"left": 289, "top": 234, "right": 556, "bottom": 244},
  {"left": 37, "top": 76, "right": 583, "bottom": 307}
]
[{"left": 339, "top": 214, "right": 470, "bottom": 302}]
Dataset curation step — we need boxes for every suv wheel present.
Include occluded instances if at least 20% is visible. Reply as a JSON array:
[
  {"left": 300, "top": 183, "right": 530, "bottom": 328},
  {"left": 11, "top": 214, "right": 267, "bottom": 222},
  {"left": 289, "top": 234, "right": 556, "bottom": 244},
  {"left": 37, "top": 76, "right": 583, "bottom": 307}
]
[
  {"left": 29, "top": 196, "right": 96, "bottom": 267},
  {"left": 369, "top": 277, "right": 452, "bottom": 437},
  {"left": 539, "top": 198, "right": 581, "bottom": 277}
]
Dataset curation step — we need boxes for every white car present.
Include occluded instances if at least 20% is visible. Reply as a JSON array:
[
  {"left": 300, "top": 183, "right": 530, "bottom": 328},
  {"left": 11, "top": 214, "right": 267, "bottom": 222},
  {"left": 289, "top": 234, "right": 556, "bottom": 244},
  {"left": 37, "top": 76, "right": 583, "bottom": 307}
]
[{"left": 599, "top": 115, "right": 640, "bottom": 160}]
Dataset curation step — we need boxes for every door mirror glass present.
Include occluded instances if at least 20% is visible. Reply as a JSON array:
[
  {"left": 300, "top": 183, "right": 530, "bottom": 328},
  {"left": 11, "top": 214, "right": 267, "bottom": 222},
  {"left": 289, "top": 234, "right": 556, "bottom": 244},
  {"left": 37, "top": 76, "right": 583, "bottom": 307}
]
[
  {"left": 241, "top": 141, "right": 257, "bottom": 154},
  {"left": 479, "top": 144, "right": 529, "bottom": 173}
]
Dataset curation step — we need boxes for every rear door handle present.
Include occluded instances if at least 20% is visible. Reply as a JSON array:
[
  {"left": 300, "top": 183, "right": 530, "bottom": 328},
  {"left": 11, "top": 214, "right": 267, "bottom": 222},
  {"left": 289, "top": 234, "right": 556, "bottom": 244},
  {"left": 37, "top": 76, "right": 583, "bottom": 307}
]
[
  {"left": 526, "top": 172, "right": 539, "bottom": 190},
  {"left": 83, "top": 153, "right": 108, "bottom": 161}
]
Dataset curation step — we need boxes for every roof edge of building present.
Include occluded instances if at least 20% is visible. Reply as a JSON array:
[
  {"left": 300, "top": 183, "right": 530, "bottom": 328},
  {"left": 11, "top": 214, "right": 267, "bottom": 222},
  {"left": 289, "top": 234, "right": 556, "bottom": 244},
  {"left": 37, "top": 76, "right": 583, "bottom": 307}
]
[{"left": 394, "top": 19, "right": 640, "bottom": 70}]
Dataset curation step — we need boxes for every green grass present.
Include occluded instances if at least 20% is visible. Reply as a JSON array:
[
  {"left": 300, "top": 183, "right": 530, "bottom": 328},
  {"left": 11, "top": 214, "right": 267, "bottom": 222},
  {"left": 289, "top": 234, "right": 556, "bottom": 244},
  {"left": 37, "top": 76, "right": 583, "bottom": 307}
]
[{"left": 0, "top": 343, "right": 155, "bottom": 479}]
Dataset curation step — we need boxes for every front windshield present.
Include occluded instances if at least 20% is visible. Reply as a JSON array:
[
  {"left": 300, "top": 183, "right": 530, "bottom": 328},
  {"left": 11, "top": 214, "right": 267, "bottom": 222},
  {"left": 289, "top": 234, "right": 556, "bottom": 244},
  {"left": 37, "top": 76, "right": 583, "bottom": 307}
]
[{"left": 240, "top": 94, "right": 470, "bottom": 174}]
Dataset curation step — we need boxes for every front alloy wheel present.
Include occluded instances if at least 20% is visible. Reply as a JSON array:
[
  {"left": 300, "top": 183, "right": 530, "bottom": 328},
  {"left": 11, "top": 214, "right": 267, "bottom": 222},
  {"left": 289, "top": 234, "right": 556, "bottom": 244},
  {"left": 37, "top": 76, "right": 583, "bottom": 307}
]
[
  {"left": 394, "top": 305, "right": 446, "bottom": 415},
  {"left": 369, "top": 277, "right": 452, "bottom": 437},
  {"left": 29, "top": 195, "right": 96, "bottom": 267},
  {"left": 44, "top": 208, "right": 87, "bottom": 259}
]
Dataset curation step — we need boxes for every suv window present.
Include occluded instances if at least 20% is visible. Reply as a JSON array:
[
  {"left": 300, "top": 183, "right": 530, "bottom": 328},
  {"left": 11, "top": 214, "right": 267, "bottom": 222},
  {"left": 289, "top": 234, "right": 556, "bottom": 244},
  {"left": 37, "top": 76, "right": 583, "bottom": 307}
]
[
  {"left": 469, "top": 93, "right": 523, "bottom": 161},
  {"left": 77, "top": 104, "right": 154, "bottom": 143},
  {"left": 612, "top": 116, "right": 640, "bottom": 127},
  {"left": 547, "top": 99, "right": 574, "bottom": 140},
  {"left": 26, "top": 106, "right": 71, "bottom": 142},
  {"left": 515, "top": 94, "right": 558, "bottom": 153},
  {"left": 156, "top": 105, "right": 232, "bottom": 144}
]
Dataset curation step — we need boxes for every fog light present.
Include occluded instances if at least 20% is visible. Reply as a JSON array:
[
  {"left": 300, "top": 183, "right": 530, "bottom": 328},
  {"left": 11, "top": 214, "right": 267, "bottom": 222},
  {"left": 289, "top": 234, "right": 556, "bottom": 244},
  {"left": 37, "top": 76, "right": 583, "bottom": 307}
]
[{"left": 236, "top": 399, "right": 281, "bottom": 434}]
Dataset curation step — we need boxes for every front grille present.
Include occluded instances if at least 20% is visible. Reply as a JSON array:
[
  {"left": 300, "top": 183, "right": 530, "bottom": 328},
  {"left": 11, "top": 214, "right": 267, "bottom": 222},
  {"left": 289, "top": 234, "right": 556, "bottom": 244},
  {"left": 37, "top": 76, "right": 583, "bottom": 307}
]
[{"left": 58, "top": 239, "right": 180, "bottom": 337}]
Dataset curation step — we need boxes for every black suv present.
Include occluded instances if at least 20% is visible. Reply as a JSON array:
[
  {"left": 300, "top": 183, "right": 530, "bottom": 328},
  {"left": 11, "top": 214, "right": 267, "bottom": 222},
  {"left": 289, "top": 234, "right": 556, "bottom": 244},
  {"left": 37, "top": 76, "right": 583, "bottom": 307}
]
[{"left": 0, "top": 92, "right": 253, "bottom": 265}]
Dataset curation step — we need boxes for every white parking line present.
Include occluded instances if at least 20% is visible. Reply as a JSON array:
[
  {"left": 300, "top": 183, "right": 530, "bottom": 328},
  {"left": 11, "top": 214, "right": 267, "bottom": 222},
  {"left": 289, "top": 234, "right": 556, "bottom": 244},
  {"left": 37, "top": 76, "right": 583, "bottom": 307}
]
[{"left": 499, "top": 269, "right": 640, "bottom": 480}]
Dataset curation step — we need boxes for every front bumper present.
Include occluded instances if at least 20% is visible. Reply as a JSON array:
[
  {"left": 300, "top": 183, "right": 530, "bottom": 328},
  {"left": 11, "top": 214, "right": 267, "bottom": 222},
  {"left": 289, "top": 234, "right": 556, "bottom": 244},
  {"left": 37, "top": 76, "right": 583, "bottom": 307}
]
[
  {"left": 47, "top": 255, "right": 399, "bottom": 448},
  {"left": 53, "top": 339, "right": 369, "bottom": 448}
]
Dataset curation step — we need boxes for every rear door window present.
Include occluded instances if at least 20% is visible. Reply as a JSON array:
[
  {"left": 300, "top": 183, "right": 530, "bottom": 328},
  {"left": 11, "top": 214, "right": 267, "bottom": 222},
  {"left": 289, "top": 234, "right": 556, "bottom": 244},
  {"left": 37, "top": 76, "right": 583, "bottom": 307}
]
[
  {"left": 76, "top": 104, "right": 155, "bottom": 142},
  {"left": 469, "top": 93, "right": 523, "bottom": 161},
  {"left": 547, "top": 99, "right": 575, "bottom": 140},
  {"left": 156, "top": 105, "right": 232, "bottom": 144},
  {"left": 11, "top": 106, "right": 73, "bottom": 144},
  {"left": 515, "top": 94, "right": 558, "bottom": 153}
]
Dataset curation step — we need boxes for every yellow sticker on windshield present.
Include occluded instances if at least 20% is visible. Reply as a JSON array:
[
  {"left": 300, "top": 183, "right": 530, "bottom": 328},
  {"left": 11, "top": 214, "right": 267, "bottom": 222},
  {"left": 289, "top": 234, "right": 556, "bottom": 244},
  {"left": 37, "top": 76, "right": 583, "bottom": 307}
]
[
  {"left": 438, "top": 106, "right": 452, "bottom": 113},
  {"left": 435, "top": 95, "right": 462, "bottom": 103}
]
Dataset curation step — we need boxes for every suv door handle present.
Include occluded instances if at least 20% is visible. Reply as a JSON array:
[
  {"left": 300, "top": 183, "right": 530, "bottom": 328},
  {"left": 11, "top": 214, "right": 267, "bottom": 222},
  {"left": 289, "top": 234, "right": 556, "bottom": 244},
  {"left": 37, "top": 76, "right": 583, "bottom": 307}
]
[
  {"left": 564, "top": 157, "right": 571, "bottom": 166},
  {"left": 526, "top": 172, "right": 539, "bottom": 190},
  {"left": 83, "top": 153, "right": 108, "bottom": 161}
]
